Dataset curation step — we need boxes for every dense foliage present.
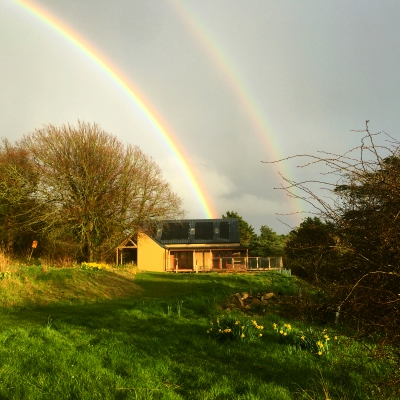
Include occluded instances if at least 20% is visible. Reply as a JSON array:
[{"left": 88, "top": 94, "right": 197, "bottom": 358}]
[
  {"left": 279, "top": 125, "right": 400, "bottom": 389},
  {"left": 284, "top": 217, "right": 338, "bottom": 281},
  {"left": 222, "top": 211, "right": 286, "bottom": 257}
]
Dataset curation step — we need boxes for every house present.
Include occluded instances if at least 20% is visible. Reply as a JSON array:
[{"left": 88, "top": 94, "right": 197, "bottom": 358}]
[{"left": 116, "top": 218, "right": 249, "bottom": 272}]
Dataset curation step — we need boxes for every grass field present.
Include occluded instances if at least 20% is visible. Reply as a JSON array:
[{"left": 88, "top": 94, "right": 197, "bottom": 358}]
[{"left": 0, "top": 267, "right": 392, "bottom": 399}]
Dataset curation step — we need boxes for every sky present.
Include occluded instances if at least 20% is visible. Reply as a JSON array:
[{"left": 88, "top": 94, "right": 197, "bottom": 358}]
[{"left": 1, "top": 0, "right": 400, "bottom": 234}]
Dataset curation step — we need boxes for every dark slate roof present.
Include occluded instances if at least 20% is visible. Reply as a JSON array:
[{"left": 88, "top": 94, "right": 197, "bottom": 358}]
[{"left": 153, "top": 219, "right": 240, "bottom": 245}]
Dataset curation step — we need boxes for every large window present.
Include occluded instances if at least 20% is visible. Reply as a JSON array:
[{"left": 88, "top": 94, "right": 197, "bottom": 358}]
[
  {"left": 170, "top": 251, "right": 193, "bottom": 269},
  {"left": 212, "top": 250, "right": 233, "bottom": 269}
]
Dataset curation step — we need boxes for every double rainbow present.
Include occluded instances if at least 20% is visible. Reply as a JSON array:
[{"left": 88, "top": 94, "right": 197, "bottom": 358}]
[{"left": 170, "top": 0, "right": 301, "bottom": 219}]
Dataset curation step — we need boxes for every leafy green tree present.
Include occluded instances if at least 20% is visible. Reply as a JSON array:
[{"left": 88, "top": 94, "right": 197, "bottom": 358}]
[
  {"left": 253, "top": 225, "right": 286, "bottom": 257},
  {"left": 222, "top": 211, "right": 256, "bottom": 249},
  {"left": 285, "top": 217, "right": 338, "bottom": 282}
]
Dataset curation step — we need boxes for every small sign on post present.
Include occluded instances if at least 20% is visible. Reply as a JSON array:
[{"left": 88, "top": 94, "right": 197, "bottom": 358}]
[{"left": 29, "top": 240, "right": 38, "bottom": 261}]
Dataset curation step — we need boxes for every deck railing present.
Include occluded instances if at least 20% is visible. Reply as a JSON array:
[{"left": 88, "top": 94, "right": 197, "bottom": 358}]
[{"left": 166, "top": 256, "right": 284, "bottom": 273}]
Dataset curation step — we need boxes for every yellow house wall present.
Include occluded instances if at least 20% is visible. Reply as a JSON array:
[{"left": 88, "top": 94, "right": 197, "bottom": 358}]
[{"left": 137, "top": 233, "right": 166, "bottom": 272}]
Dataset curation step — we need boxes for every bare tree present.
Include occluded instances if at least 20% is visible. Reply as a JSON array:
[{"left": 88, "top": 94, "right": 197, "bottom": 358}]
[
  {"left": 265, "top": 122, "right": 400, "bottom": 390},
  {"left": 19, "top": 121, "right": 185, "bottom": 261}
]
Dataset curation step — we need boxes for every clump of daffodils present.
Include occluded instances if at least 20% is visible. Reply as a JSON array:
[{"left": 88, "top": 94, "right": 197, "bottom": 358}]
[
  {"left": 273, "top": 322, "right": 338, "bottom": 356},
  {"left": 0, "top": 271, "right": 12, "bottom": 280},
  {"left": 207, "top": 317, "right": 264, "bottom": 342},
  {"left": 80, "top": 262, "right": 111, "bottom": 271}
]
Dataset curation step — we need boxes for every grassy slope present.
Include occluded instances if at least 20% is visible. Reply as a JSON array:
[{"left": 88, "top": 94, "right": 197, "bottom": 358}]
[{"left": 0, "top": 269, "right": 386, "bottom": 399}]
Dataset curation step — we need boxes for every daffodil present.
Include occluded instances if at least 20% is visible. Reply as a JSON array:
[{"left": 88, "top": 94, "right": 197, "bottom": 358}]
[
  {"left": 301, "top": 336, "right": 305, "bottom": 340},
  {"left": 318, "top": 351, "right": 322, "bottom": 356},
  {"left": 259, "top": 334, "right": 262, "bottom": 337},
  {"left": 241, "top": 333, "right": 245, "bottom": 338},
  {"left": 235, "top": 321, "right": 240, "bottom": 325}
]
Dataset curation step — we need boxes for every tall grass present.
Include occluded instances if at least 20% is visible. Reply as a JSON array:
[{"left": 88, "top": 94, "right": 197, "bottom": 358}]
[{"left": 0, "top": 249, "right": 11, "bottom": 272}]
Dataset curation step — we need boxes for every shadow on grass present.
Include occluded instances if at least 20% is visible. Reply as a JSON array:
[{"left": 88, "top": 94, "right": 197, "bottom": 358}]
[{"left": 0, "top": 272, "right": 362, "bottom": 399}]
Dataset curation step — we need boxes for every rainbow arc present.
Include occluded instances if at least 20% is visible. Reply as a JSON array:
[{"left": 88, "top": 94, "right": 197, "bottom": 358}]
[{"left": 12, "top": 0, "right": 217, "bottom": 219}]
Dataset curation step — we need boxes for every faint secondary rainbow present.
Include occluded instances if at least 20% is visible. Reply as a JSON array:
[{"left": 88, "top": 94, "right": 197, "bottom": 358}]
[
  {"left": 12, "top": 0, "right": 217, "bottom": 219},
  {"left": 169, "top": 0, "right": 302, "bottom": 221}
]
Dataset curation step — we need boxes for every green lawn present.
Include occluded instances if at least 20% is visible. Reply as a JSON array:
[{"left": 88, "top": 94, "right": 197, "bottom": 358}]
[{"left": 0, "top": 269, "right": 389, "bottom": 399}]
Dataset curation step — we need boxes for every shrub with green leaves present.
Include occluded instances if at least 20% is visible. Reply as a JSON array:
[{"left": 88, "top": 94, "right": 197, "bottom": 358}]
[{"left": 207, "top": 317, "right": 264, "bottom": 342}]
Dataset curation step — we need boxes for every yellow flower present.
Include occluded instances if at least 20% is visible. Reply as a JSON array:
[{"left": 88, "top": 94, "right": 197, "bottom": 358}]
[
  {"left": 242, "top": 326, "right": 245, "bottom": 330},
  {"left": 210, "top": 321, "right": 213, "bottom": 325},
  {"left": 283, "top": 332, "right": 287, "bottom": 336},
  {"left": 260, "top": 326, "right": 264, "bottom": 330},
  {"left": 280, "top": 330, "right": 284, "bottom": 335},
  {"left": 206, "top": 330, "right": 209, "bottom": 334},
  {"left": 318, "top": 351, "right": 322, "bottom": 356},
  {"left": 301, "top": 336, "right": 305, "bottom": 340},
  {"left": 218, "top": 329, "right": 222, "bottom": 332},
  {"left": 334, "top": 336, "right": 338, "bottom": 340},
  {"left": 324, "top": 334, "right": 329, "bottom": 339},
  {"left": 241, "top": 333, "right": 245, "bottom": 338},
  {"left": 317, "top": 341, "right": 323, "bottom": 348},
  {"left": 259, "top": 334, "right": 262, "bottom": 337},
  {"left": 235, "top": 321, "right": 240, "bottom": 325},
  {"left": 273, "top": 323, "right": 277, "bottom": 330},
  {"left": 216, "top": 319, "right": 219, "bottom": 323}
]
